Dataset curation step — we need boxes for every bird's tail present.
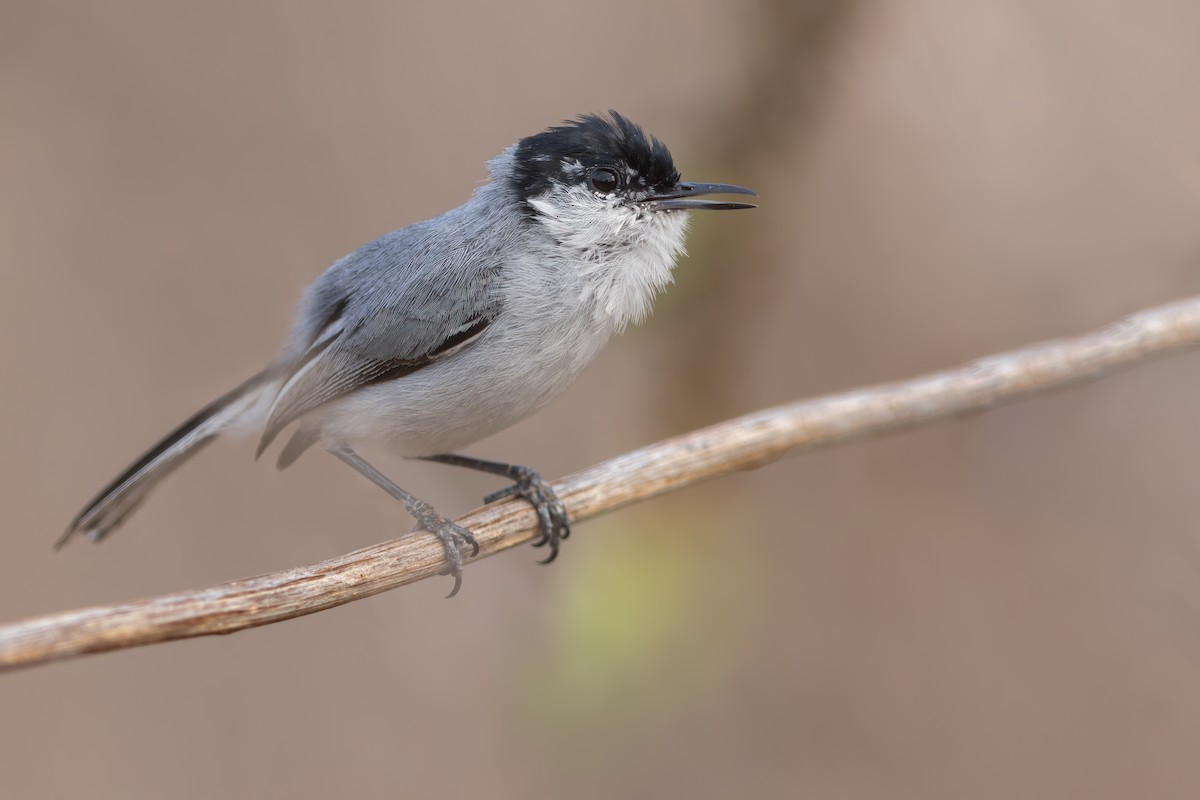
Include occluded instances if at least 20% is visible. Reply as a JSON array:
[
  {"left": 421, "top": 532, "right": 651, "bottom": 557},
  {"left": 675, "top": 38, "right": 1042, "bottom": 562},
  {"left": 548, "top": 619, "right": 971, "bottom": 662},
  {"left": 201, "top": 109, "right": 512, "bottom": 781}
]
[{"left": 58, "top": 370, "right": 278, "bottom": 548}]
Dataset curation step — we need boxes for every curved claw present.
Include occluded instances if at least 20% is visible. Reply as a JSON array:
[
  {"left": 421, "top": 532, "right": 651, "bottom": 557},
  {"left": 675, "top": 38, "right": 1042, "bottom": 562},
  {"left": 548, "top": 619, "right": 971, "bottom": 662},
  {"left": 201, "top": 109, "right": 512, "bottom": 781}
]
[
  {"left": 487, "top": 469, "right": 570, "bottom": 565},
  {"left": 461, "top": 528, "right": 480, "bottom": 558},
  {"left": 422, "top": 517, "right": 477, "bottom": 598},
  {"left": 436, "top": 561, "right": 463, "bottom": 597},
  {"left": 552, "top": 503, "right": 571, "bottom": 540}
]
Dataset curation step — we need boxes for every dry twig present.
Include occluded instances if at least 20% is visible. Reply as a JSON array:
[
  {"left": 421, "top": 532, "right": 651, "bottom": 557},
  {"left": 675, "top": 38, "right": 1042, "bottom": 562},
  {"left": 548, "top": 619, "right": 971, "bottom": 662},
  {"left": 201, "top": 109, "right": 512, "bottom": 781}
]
[{"left": 4, "top": 295, "right": 1200, "bottom": 673}]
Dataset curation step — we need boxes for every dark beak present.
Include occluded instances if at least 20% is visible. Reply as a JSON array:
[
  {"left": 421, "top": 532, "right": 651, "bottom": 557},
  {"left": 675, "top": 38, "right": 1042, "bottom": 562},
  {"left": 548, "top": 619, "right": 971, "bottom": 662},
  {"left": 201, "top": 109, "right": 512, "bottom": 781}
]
[{"left": 645, "top": 181, "right": 757, "bottom": 211}]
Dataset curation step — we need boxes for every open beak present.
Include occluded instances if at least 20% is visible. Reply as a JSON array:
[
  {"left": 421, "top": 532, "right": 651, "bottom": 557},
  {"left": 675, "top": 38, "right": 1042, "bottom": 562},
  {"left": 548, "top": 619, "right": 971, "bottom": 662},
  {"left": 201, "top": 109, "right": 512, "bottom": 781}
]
[{"left": 645, "top": 181, "right": 757, "bottom": 211}]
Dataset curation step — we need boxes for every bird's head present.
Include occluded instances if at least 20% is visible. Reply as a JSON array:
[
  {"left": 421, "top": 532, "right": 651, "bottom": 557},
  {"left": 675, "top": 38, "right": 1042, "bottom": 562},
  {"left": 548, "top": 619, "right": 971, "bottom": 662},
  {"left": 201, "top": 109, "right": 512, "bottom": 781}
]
[
  {"left": 492, "top": 111, "right": 755, "bottom": 328},
  {"left": 507, "top": 111, "right": 755, "bottom": 254}
]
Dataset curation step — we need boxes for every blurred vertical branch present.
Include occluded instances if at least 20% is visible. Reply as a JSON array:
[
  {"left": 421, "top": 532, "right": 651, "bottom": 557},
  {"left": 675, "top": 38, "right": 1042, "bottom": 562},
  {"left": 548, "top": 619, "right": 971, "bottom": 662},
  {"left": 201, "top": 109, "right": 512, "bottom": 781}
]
[
  {"left": 706, "top": 0, "right": 859, "bottom": 163},
  {"left": 659, "top": 0, "right": 863, "bottom": 430}
]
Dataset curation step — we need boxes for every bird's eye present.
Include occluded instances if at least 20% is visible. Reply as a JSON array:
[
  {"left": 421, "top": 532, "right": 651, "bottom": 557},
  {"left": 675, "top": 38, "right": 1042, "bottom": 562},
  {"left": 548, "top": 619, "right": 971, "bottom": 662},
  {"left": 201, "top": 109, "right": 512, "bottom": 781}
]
[{"left": 589, "top": 167, "right": 620, "bottom": 194}]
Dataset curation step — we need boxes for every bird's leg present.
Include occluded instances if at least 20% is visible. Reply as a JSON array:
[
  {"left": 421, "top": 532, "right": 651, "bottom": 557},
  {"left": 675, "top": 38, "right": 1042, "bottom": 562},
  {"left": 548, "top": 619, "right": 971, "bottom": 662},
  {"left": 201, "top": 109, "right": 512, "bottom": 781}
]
[
  {"left": 329, "top": 444, "right": 478, "bottom": 598},
  {"left": 420, "top": 453, "right": 571, "bottom": 564}
]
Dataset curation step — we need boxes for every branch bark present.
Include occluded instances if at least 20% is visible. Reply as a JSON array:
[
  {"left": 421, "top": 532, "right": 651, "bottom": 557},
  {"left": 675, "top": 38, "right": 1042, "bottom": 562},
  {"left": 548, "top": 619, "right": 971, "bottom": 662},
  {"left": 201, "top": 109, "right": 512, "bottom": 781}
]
[{"left": 5, "top": 295, "right": 1200, "bottom": 673}]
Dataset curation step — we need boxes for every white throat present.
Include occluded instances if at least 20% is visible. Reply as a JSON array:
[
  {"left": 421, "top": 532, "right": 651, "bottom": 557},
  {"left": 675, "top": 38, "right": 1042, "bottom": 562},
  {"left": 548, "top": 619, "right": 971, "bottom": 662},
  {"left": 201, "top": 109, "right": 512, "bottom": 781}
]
[{"left": 527, "top": 184, "right": 691, "bottom": 330}]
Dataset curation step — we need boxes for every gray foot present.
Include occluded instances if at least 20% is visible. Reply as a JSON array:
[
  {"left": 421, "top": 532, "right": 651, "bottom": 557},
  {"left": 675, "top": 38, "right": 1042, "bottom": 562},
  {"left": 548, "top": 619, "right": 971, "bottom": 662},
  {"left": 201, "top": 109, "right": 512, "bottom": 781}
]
[
  {"left": 410, "top": 501, "right": 479, "bottom": 598},
  {"left": 484, "top": 466, "right": 571, "bottom": 563}
]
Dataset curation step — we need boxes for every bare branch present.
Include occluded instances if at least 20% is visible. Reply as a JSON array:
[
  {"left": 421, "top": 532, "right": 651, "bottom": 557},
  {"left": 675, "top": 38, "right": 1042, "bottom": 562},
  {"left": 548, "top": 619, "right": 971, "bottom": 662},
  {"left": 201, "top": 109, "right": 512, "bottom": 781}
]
[{"left": 5, "top": 294, "right": 1200, "bottom": 673}]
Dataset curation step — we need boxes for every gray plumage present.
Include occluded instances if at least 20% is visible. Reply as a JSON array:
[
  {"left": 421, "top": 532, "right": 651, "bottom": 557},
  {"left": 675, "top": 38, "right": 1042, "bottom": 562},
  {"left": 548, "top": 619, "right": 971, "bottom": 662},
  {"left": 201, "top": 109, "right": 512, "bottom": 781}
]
[
  {"left": 62, "top": 112, "right": 755, "bottom": 592},
  {"left": 259, "top": 180, "right": 514, "bottom": 457}
]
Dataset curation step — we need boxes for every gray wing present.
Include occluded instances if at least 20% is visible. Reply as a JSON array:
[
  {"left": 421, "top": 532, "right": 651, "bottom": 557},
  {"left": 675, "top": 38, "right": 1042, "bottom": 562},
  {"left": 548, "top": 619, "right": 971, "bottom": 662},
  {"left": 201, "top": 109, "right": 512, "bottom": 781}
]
[{"left": 256, "top": 221, "right": 504, "bottom": 456}]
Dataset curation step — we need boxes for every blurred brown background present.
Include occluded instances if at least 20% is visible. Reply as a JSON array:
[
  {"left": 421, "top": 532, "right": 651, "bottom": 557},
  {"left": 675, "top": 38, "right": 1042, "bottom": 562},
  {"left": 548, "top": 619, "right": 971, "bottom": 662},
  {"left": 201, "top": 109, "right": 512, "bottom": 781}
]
[{"left": 4, "top": 1, "right": 1200, "bottom": 797}]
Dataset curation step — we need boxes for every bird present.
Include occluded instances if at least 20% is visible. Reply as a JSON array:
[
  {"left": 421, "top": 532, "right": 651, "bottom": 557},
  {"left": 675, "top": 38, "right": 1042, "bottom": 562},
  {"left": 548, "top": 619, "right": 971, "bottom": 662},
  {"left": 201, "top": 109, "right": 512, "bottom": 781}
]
[{"left": 60, "top": 110, "right": 757, "bottom": 595}]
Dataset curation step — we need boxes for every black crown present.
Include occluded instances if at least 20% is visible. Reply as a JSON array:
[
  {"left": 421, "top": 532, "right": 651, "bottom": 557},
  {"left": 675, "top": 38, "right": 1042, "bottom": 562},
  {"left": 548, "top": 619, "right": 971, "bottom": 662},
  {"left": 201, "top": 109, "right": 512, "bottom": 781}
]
[{"left": 511, "top": 111, "right": 680, "bottom": 203}]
